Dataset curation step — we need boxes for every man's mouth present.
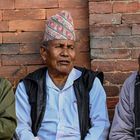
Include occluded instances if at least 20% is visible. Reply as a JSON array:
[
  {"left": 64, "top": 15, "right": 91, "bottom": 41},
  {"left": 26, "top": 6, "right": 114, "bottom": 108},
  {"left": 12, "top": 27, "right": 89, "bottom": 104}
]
[{"left": 58, "top": 60, "right": 70, "bottom": 65}]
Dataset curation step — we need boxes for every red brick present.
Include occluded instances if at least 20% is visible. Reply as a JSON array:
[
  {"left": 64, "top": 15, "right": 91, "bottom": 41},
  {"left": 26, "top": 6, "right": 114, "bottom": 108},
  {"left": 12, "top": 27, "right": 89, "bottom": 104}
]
[
  {"left": 0, "top": 33, "right": 2, "bottom": 43},
  {"left": 75, "top": 41, "right": 89, "bottom": 52},
  {"left": 0, "top": 44, "right": 20, "bottom": 54},
  {"left": 0, "top": 21, "right": 9, "bottom": 31},
  {"left": 0, "top": 43, "right": 40, "bottom": 55},
  {"left": 2, "top": 54, "right": 43, "bottom": 66},
  {"left": 15, "top": 0, "right": 58, "bottom": 9},
  {"left": 0, "top": 0, "right": 14, "bottom": 9},
  {"left": 105, "top": 72, "right": 131, "bottom": 85},
  {"left": 112, "top": 36, "right": 140, "bottom": 48},
  {"left": 89, "top": 0, "right": 112, "bottom": 1},
  {"left": 47, "top": 8, "right": 88, "bottom": 19},
  {"left": 112, "top": 36, "right": 127, "bottom": 48},
  {"left": 0, "top": 57, "right": 1, "bottom": 66},
  {"left": 8, "top": 78, "right": 21, "bottom": 88},
  {"left": 74, "top": 52, "right": 90, "bottom": 69},
  {"left": 74, "top": 19, "right": 89, "bottom": 29},
  {"left": 89, "top": 2, "right": 112, "bottom": 14},
  {"left": 9, "top": 20, "right": 45, "bottom": 31},
  {"left": 46, "top": 9, "right": 60, "bottom": 18},
  {"left": 139, "top": 2, "right": 140, "bottom": 9},
  {"left": 90, "top": 25, "right": 113, "bottom": 37},
  {"left": 128, "top": 36, "right": 140, "bottom": 48},
  {"left": 90, "top": 24, "right": 131, "bottom": 37},
  {"left": 132, "top": 49, "right": 140, "bottom": 59},
  {"left": 90, "top": 14, "right": 121, "bottom": 25},
  {"left": 19, "top": 44, "right": 40, "bottom": 54},
  {"left": 107, "top": 97, "right": 119, "bottom": 109},
  {"left": 113, "top": 1, "right": 139, "bottom": 13},
  {"left": 27, "top": 65, "right": 46, "bottom": 73},
  {"left": 69, "top": 8, "right": 89, "bottom": 19},
  {"left": 91, "top": 60, "right": 137, "bottom": 72},
  {"left": 91, "top": 48, "right": 131, "bottom": 59},
  {"left": 0, "top": 66, "right": 26, "bottom": 77},
  {"left": 75, "top": 30, "right": 89, "bottom": 51},
  {"left": 3, "top": 32, "right": 43, "bottom": 43},
  {"left": 7, "top": 77, "right": 22, "bottom": 88},
  {"left": 90, "top": 37, "right": 111, "bottom": 49},
  {"left": 104, "top": 86, "right": 119, "bottom": 97},
  {"left": 116, "top": 60, "right": 138, "bottom": 71},
  {"left": 112, "top": 24, "right": 131, "bottom": 35},
  {"left": 59, "top": 0, "right": 87, "bottom": 8},
  {"left": 76, "top": 30, "right": 89, "bottom": 42},
  {"left": 122, "top": 14, "right": 140, "bottom": 24},
  {"left": 91, "top": 60, "right": 116, "bottom": 72},
  {"left": 132, "top": 24, "right": 140, "bottom": 35},
  {"left": 108, "top": 109, "right": 115, "bottom": 121},
  {"left": 0, "top": 11, "right": 2, "bottom": 20},
  {"left": 3, "top": 9, "right": 45, "bottom": 20}
]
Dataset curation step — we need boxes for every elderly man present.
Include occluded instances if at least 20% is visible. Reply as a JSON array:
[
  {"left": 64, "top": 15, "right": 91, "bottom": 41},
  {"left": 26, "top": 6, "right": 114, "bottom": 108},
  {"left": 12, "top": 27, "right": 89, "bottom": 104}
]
[
  {"left": 109, "top": 54, "right": 140, "bottom": 140},
  {"left": 15, "top": 11, "right": 110, "bottom": 140},
  {"left": 0, "top": 78, "right": 16, "bottom": 140}
]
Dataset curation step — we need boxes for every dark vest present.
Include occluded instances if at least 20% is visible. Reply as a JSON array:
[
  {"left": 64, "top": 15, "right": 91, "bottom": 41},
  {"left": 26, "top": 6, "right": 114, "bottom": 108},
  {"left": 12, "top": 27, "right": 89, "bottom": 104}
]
[{"left": 22, "top": 67, "right": 104, "bottom": 140}]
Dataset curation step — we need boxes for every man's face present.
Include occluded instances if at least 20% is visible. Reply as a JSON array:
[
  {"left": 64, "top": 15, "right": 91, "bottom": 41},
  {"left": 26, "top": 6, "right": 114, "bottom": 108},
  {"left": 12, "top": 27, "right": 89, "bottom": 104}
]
[{"left": 40, "top": 39, "right": 76, "bottom": 75}]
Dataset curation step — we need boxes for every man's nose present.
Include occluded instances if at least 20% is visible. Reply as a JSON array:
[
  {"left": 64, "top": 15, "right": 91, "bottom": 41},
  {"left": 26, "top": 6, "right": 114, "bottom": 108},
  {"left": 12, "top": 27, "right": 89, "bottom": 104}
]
[{"left": 61, "top": 47, "right": 69, "bottom": 56}]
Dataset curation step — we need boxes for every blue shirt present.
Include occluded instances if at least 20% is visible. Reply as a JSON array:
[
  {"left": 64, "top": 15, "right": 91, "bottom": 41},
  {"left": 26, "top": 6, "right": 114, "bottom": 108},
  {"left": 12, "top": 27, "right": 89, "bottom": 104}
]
[{"left": 15, "top": 68, "right": 110, "bottom": 140}]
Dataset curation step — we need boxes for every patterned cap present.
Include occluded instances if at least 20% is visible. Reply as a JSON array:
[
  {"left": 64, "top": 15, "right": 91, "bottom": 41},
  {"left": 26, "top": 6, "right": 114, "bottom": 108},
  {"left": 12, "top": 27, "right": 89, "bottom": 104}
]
[{"left": 43, "top": 10, "right": 76, "bottom": 42}]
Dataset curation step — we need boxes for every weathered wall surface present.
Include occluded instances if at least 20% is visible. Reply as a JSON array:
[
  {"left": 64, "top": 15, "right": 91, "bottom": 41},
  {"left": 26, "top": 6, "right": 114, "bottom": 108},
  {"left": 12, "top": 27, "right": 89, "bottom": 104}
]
[{"left": 89, "top": 0, "right": 140, "bottom": 120}]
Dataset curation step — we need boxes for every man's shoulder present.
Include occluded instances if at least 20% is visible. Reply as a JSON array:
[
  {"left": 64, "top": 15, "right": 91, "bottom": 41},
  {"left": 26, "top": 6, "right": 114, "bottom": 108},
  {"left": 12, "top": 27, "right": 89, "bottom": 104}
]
[
  {"left": 23, "top": 67, "right": 47, "bottom": 81},
  {"left": 74, "top": 66, "right": 104, "bottom": 85},
  {"left": 0, "top": 77, "right": 12, "bottom": 87},
  {"left": 124, "top": 71, "right": 137, "bottom": 86},
  {"left": 74, "top": 66, "right": 101, "bottom": 75},
  {"left": 0, "top": 78, "right": 13, "bottom": 98},
  {"left": 74, "top": 66, "right": 94, "bottom": 72}
]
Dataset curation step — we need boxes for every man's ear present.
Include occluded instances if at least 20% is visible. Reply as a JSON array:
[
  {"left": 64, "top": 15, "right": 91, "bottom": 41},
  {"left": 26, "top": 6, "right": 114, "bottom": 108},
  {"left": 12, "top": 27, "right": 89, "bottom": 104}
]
[{"left": 40, "top": 46, "right": 47, "bottom": 61}]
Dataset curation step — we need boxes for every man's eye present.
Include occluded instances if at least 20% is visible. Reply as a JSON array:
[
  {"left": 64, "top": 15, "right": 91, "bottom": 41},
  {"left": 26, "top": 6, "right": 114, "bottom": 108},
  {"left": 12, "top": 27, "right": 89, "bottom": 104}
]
[
  {"left": 55, "top": 45, "right": 60, "bottom": 48},
  {"left": 68, "top": 45, "right": 74, "bottom": 49},
  {"left": 55, "top": 44, "right": 63, "bottom": 48}
]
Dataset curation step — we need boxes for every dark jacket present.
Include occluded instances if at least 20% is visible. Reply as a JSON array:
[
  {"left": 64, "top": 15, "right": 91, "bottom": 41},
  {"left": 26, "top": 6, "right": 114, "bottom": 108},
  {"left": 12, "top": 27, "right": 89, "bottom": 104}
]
[
  {"left": 0, "top": 78, "right": 17, "bottom": 140},
  {"left": 22, "top": 67, "right": 103, "bottom": 140}
]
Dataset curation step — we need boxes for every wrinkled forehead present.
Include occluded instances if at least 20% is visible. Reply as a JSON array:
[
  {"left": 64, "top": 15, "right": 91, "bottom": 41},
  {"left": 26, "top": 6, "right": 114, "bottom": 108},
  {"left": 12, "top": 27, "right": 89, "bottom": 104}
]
[{"left": 45, "top": 39, "right": 75, "bottom": 46}]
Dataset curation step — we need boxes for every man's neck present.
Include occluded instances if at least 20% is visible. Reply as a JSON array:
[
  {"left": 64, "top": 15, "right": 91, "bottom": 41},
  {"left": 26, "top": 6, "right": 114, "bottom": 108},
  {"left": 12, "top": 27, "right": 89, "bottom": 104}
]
[{"left": 48, "top": 71, "right": 69, "bottom": 89}]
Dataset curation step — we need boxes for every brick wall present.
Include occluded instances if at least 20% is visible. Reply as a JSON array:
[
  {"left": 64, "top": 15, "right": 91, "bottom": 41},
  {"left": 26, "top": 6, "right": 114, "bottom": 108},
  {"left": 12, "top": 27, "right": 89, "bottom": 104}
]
[
  {"left": 0, "top": 0, "right": 140, "bottom": 121},
  {"left": 0, "top": 0, "right": 90, "bottom": 88},
  {"left": 89, "top": 0, "right": 140, "bottom": 120}
]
